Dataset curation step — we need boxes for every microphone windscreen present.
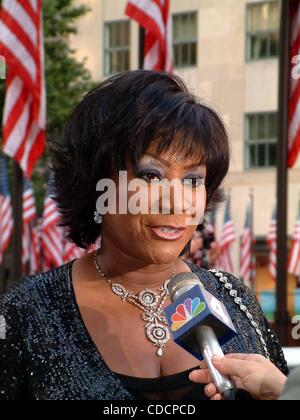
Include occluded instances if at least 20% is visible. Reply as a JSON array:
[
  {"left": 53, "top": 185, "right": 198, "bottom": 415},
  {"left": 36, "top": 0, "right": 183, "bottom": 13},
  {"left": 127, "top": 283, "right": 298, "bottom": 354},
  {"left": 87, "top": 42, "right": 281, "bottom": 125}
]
[
  {"left": 167, "top": 272, "right": 201, "bottom": 302},
  {"left": 164, "top": 274, "right": 237, "bottom": 360}
]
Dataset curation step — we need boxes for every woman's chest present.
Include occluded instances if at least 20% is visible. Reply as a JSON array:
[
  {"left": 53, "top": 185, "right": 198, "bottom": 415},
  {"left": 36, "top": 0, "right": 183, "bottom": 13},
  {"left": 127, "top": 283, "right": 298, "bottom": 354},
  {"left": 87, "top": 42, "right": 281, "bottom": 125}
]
[
  {"left": 77, "top": 289, "right": 202, "bottom": 378},
  {"left": 72, "top": 275, "right": 265, "bottom": 379}
]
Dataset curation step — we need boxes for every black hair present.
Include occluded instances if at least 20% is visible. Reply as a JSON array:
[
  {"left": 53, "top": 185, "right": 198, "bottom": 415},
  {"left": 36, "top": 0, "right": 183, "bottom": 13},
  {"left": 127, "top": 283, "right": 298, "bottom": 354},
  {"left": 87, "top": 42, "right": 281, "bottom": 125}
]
[{"left": 50, "top": 70, "right": 230, "bottom": 255}]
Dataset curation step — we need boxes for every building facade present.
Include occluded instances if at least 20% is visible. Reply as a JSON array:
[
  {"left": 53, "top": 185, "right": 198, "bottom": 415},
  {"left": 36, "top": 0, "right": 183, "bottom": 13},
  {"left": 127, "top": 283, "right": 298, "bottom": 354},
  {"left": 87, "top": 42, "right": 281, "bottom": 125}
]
[{"left": 71, "top": 0, "right": 300, "bottom": 315}]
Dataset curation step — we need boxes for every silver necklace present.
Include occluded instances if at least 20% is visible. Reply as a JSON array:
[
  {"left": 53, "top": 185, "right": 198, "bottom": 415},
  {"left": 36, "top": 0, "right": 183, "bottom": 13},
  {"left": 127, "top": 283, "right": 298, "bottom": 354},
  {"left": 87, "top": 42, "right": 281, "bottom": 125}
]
[{"left": 93, "top": 249, "right": 176, "bottom": 357}]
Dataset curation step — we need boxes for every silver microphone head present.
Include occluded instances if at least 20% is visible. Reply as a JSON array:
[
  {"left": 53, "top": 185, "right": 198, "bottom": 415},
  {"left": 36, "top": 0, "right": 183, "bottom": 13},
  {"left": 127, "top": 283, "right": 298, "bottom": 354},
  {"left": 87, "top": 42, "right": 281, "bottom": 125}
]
[{"left": 167, "top": 272, "right": 204, "bottom": 302}]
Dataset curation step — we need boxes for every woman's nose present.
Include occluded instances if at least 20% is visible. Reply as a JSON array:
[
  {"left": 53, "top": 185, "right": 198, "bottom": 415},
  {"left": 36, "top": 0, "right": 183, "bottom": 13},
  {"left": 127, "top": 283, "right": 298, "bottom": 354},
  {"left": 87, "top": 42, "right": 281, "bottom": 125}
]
[{"left": 157, "top": 180, "right": 188, "bottom": 215}]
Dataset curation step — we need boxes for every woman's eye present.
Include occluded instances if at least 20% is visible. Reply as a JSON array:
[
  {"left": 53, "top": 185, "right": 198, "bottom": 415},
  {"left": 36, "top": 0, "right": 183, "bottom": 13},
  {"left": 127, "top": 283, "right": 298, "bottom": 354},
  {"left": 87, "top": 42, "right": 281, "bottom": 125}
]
[
  {"left": 139, "top": 172, "right": 162, "bottom": 183},
  {"left": 183, "top": 178, "right": 205, "bottom": 188}
]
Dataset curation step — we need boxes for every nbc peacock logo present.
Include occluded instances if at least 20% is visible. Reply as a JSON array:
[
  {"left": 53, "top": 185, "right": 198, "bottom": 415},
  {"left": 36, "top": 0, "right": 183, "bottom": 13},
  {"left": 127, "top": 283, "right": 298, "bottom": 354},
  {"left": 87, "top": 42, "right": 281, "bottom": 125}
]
[{"left": 171, "top": 297, "right": 206, "bottom": 331}]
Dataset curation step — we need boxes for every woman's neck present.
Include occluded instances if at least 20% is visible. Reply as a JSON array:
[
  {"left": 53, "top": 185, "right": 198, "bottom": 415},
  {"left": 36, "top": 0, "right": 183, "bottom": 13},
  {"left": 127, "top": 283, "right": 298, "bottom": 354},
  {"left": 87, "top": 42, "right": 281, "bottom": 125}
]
[{"left": 95, "top": 238, "right": 181, "bottom": 291}]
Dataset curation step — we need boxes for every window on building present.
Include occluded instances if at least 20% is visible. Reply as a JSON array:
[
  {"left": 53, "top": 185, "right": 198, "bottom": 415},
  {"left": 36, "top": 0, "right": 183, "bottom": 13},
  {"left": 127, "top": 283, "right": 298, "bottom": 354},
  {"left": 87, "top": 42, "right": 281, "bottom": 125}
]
[
  {"left": 245, "top": 113, "right": 277, "bottom": 169},
  {"left": 173, "top": 12, "right": 197, "bottom": 68},
  {"left": 246, "top": 1, "right": 280, "bottom": 61},
  {"left": 104, "top": 21, "right": 130, "bottom": 76}
]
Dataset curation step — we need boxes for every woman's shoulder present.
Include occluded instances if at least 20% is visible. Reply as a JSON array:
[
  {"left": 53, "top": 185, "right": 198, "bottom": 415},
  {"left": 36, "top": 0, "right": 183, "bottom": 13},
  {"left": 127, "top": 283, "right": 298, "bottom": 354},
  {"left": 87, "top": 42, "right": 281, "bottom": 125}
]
[
  {"left": 0, "top": 262, "right": 74, "bottom": 315},
  {"left": 186, "top": 261, "right": 255, "bottom": 302},
  {"left": 189, "top": 263, "right": 264, "bottom": 325},
  {"left": 188, "top": 263, "right": 289, "bottom": 375}
]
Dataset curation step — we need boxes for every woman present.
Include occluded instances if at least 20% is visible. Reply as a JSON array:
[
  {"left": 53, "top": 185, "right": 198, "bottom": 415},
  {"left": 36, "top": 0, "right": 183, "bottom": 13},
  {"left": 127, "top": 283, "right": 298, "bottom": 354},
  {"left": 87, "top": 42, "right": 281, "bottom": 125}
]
[{"left": 0, "top": 71, "right": 288, "bottom": 400}]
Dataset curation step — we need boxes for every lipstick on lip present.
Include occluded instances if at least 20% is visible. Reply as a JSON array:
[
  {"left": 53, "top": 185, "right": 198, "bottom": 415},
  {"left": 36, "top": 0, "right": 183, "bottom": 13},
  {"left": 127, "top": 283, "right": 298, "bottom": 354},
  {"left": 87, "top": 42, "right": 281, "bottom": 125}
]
[{"left": 148, "top": 225, "right": 187, "bottom": 241}]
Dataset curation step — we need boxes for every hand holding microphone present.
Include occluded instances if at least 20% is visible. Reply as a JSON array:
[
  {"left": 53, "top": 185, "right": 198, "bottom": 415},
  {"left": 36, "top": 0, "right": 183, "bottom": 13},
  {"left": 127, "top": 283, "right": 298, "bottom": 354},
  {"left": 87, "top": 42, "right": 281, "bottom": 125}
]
[
  {"left": 189, "top": 354, "right": 288, "bottom": 401},
  {"left": 163, "top": 271, "right": 288, "bottom": 401},
  {"left": 164, "top": 272, "right": 254, "bottom": 400}
]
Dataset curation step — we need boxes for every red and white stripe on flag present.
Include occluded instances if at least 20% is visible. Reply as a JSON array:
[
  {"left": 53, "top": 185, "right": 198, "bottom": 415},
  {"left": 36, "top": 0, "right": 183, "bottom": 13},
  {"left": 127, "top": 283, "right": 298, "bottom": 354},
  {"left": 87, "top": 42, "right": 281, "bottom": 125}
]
[
  {"left": 240, "top": 201, "right": 257, "bottom": 286},
  {"left": 219, "top": 228, "right": 236, "bottom": 274},
  {"left": 22, "top": 180, "right": 38, "bottom": 272},
  {"left": 0, "top": 0, "right": 46, "bottom": 178},
  {"left": 219, "top": 200, "right": 236, "bottom": 274},
  {"left": 267, "top": 209, "right": 277, "bottom": 280},
  {"left": 125, "top": 0, "right": 173, "bottom": 71},
  {"left": 288, "top": 211, "right": 300, "bottom": 276},
  {"left": 0, "top": 194, "right": 13, "bottom": 264},
  {"left": 289, "top": 2, "right": 300, "bottom": 168},
  {"left": 0, "top": 156, "right": 13, "bottom": 264},
  {"left": 63, "top": 240, "right": 85, "bottom": 263},
  {"left": 240, "top": 230, "right": 252, "bottom": 281},
  {"left": 41, "top": 195, "right": 87, "bottom": 269},
  {"left": 41, "top": 196, "right": 64, "bottom": 269}
]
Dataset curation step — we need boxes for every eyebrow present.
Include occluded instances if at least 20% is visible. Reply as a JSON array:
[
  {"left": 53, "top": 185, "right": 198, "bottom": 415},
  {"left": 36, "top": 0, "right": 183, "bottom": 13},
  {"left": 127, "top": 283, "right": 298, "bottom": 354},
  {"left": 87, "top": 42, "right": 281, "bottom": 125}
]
[{"left": 143, "top": 154, "right": 204, "bottom": 170}]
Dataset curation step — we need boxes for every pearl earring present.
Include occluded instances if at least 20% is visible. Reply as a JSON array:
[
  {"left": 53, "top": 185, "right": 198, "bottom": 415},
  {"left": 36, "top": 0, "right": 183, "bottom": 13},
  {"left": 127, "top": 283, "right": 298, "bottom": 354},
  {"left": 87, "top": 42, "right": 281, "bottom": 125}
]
[{"left": 94, "top": 211, "right": 103, "bottom": 224}]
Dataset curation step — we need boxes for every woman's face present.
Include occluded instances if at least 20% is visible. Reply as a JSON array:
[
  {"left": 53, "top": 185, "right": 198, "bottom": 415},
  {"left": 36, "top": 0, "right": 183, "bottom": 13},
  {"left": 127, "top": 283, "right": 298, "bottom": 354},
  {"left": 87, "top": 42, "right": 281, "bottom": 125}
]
[{"left": 100, "top": 143, "right": 207, "bottom": 265}]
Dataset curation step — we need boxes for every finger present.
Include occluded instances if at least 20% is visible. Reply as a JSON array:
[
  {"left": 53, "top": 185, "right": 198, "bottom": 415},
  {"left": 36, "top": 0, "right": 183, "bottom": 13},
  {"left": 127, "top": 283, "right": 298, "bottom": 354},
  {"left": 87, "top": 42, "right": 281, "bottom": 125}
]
[
  {"left": 211, "top": 394, "right": 222, "bottom": 401},
  {"left": 204, "top": 383, "right": 218, "bottom": 398},
  {"left": 223, "top": 353, "right": 267, "bottom": 364},
  {"left": 212, "top": 357, "right": 255, "bottom": 377},
  {"left": 222, "top": 353, "right": 253, "bottom": 361},
  {"left": 189, "top": 369, "right": 212, "bottom": 384}
]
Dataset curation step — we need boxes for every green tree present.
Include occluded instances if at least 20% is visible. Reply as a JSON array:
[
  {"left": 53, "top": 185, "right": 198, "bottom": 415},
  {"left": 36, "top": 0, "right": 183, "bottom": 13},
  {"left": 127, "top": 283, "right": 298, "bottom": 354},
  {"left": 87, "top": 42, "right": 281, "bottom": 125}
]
[
  {"left": 44, "top": 0, "right": 96, "bottom": 142},
  {"left": 0, "top": 0, "right": 97, "bottom": 214}
]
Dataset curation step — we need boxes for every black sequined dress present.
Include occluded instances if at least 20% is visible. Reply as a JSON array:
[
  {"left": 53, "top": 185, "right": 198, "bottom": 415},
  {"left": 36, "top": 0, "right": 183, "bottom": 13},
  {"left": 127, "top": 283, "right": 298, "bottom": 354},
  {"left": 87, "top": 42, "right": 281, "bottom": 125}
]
[{"left": 0, "top": 261, "right": 288, "bottom": 400}]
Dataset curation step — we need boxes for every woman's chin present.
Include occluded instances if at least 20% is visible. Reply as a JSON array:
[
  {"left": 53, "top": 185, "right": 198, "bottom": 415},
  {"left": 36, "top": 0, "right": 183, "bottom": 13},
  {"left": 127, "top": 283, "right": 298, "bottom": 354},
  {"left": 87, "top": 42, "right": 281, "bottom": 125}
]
[{"left": 147, "top": 246, "right": 185, "bottom": 265}]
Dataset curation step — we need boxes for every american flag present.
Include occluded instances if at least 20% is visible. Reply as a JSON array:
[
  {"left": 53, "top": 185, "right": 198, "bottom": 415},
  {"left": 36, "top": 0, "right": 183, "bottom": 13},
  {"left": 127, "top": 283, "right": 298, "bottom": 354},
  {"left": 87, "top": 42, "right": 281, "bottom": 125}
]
[
  {"left": 23, "top": 177, "right": 36, "bottom": 223},
  {"left": 41, "top": 175, "right": 87, "bottom": 269},
  {"left": 288, "top": 203, "right": 300, "bottom": 276},
  {"left": 267, "top": 206, "right": 277, "bottom": 280},
  {"left": 289, "top": 2, "right": 300, "bottom": 168},
  {"left": 41, "top": 192, "right": 64, "bottom": 270},
  {"left": 219, "top": 197, "right": 236, "bottom": 274},
  {"left": 125, "top": 0, "right": 173, "bottom": 71},
  {"left": 22, "top": 177, "right": 39, "bottom": 273},
  {"left": 63, "top": 240, "right": 85, "bottom": 264},
  {"left": 0, "top": 0, "right": 46, "bottom": 178},
  {"left": 240, "top": 200, "right": 256, "bottom": 287},
  {"left": 0, "top": 154, "right": 13, "bottom": 264}
]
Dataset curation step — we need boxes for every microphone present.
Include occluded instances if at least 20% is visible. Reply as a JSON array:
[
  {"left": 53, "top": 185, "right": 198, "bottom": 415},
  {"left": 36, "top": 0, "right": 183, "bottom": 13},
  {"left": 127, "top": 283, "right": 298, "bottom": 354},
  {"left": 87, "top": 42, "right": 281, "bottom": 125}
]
[{"left": 164, "top": 272, "right": 237, "bottom": 397}]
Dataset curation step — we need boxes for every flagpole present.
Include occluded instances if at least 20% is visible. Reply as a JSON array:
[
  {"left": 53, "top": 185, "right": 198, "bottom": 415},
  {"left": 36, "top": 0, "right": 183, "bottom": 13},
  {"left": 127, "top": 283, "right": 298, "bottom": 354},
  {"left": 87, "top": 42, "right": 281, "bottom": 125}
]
[
  {"left": 10, "top": 162, "right": 23, "bottom": 285},
  {"left": 139, "top": 27, "right": 145, "bottom": 69},
  {"left": 275, "top": 0, "right": 291, "bottom": 345},
  {"left": 250, "top": 189, "right": 256, "bottom": 294}
]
